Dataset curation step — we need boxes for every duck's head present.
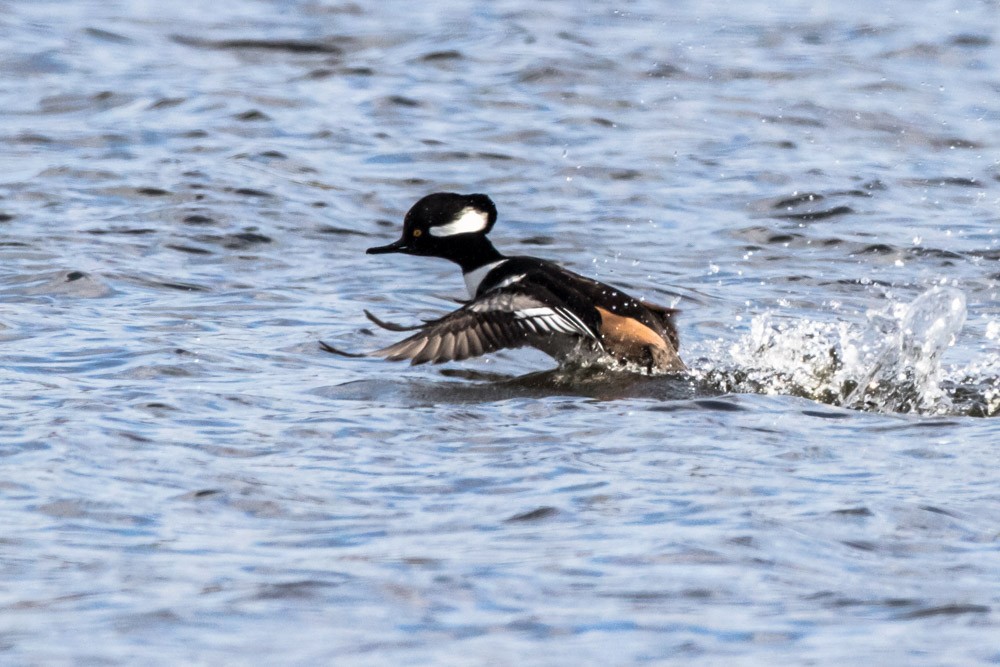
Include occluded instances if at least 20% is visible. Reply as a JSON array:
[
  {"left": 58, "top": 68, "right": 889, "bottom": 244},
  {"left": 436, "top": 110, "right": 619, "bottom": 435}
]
[{"left": 367, "top": 192, "right": 498, "bottom": 258}]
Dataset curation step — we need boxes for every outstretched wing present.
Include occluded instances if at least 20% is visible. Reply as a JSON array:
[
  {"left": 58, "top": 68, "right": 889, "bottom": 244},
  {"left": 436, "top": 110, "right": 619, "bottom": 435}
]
[{"left": 372, "top": 289, "right": 601, "bottom": 365}]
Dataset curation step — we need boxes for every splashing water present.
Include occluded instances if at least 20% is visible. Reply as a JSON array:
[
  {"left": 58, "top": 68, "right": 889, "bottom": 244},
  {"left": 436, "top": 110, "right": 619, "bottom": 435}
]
[
  {"left": 691, "top": 287, "right": 1000, "bottom": 416},
  {"left": 844, "top": 288, "right": 966, "bottom": 413}
]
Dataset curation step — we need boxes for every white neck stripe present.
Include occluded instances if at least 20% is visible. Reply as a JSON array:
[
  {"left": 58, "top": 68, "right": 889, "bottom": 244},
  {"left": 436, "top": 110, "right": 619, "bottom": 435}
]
[
  {"left": 430, "top": 207, "right": 489, "bottom": 237},
  {"left": 463, "top": 259, "right": 507, "bottom": 297}
]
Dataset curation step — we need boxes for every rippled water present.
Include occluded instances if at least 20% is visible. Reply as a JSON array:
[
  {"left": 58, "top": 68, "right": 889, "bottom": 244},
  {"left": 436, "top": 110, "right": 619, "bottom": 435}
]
[{"left": 2, "top": 1, "right": 1000, "bottom": 664}]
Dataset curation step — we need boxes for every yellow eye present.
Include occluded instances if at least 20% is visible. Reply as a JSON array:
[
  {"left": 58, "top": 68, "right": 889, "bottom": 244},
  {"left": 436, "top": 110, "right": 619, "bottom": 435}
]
[{"left": 412, "top": 229, "right": 423, "bottom": 238}]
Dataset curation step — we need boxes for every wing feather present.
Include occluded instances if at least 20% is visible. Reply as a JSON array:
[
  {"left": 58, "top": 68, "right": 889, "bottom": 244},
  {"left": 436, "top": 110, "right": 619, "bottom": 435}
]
[
  {"left": 412, "top": 335, "right": 442, "bottom": 364},
  {"left": 453, "top": 330, "right": 470, "bottom": 361},
  {"left": 379, "top": 336, "right": 428, "bottom": 361},
  {"left": 436, "top": 332, "right": 455, "bottom": 362},
  {"left": 369, "top": 287, "right": 602, "bottom": 365},
  {"left": 466, "top": 328, "right": 484, "bottom": 357}
]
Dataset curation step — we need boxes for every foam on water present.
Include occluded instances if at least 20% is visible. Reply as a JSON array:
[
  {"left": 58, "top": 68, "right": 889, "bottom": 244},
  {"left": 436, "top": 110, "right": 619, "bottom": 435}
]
[{"left": 691, "top": 287, "right": 999, "bottom": 417}]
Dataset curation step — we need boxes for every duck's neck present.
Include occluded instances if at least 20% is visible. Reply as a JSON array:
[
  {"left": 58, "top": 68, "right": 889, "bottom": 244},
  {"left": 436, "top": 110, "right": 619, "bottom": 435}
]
[{"left": 444, "top": 236, "right": 505, "bottom": 273}]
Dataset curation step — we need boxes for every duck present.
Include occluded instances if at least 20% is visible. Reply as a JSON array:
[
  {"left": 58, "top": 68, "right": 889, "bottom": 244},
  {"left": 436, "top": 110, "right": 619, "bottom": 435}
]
[{"left": 325, "top": 192, "right": 684, "bottom": 373}]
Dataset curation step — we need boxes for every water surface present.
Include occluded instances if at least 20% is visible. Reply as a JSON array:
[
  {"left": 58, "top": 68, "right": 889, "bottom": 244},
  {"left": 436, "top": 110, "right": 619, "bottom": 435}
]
[{"left": 1, "top": 1, "right": 999, "bottom": 664}]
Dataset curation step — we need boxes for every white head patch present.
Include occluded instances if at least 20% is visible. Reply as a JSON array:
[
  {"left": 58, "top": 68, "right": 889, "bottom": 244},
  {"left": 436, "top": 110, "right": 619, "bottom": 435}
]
[{"left": 429, "top": 207, "right": 489, "bottom": 237}]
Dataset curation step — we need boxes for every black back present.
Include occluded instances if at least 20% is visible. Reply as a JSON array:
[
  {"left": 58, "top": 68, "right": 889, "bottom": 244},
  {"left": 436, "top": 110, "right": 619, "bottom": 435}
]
[{"left": 478, "top": 256, "right": 679, "bottom": 348}]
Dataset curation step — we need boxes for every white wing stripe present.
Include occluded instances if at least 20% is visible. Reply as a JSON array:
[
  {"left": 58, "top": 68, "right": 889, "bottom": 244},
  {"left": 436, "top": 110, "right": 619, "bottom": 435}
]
[
  {"left": 556, "top": 307, "right": 594, "bottom": 337},
  {"left": 513, "top": 306, "right": 596, "bottom": 338},
  {"left": 549, "top": 317, "right": 575, "bottom": 334},
  {"left": 515, "top": 307, "right": 553, "bottom": 318}
]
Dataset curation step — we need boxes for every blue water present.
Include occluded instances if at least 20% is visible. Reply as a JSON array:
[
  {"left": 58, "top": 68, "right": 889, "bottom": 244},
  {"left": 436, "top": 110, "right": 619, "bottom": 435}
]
[{"left": 2, "top": 1, "right": 999, "bottom": 664}]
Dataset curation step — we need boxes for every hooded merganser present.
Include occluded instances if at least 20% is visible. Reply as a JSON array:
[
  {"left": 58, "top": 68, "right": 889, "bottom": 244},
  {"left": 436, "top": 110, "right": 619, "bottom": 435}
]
[{"left": 333, "top": 192, "right": 684, "bottom": 373}]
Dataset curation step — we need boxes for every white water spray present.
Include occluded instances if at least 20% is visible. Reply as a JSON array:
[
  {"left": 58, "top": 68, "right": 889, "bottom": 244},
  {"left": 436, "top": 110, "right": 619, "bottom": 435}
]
[{"left": 691, "top": 287, "right": 985, "bottom": 416}]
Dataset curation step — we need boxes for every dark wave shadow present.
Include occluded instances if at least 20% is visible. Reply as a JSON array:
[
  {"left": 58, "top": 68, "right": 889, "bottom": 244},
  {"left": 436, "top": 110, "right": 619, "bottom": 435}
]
[{"left": 315, "top": 366, "right": 716, "bottom": 405}]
